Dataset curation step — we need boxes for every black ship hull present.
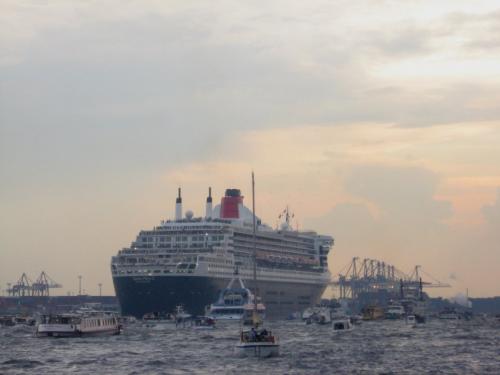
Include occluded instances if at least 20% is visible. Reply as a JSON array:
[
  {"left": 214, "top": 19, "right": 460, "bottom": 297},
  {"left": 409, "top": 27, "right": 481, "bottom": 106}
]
[{"left": 113, "top": 275, "right": 326, "bottom": 319}]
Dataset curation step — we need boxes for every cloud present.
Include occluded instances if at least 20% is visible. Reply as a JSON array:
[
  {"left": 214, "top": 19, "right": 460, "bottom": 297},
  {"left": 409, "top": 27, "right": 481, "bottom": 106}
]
[
  {"left": 304, "top": 164, "right": 455, "bottom": 278},
  {"left": 482, "top": 187, "right": 500, "bottom": 226},
  {"left": 346, "top": 165, "right": 452, "bottom": 226}
]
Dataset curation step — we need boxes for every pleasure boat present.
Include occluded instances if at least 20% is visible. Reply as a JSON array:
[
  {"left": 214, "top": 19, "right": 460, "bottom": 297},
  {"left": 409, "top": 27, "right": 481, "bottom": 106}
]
[
  {"left": 0, "top": 316, "right": 15, "bottom": 327},
  {"left": 235, "top": 327, "right": 280, "bottom": 358},
  {"left": 385, "top": 302, "right": 405, "bottom": 320},
  {"left": 118, "top": 316, "right": 138, "bottom": 325},
  {"left": 332, "top": 317, "right": 354, "bottom": 332},
  {"left": 142, "top": 312, "right": 175, "bottom": 326},
  {"left": 193, "top": 316, "right": 216, "bottom": 330},
  {"left": 208, "top": 277, "right": 265, "bottom": 322},
  {"left": 314, "top": 307, "right": 332, "bottom": 325},
  {"left": 36, "top": 312, "right": 120, "bottom": 337},
  {"left": 362, "top": 305, "right": 384, "bottom": 321},
  {"left": 439, "top": 308, "right": 460, "bottom": 320},
  {"left": 405, "top": 315, "right": 416, "bottom": 327},
  {"left": 235, "top": 173, "right": 279, "bottom": 358},
  {"left": 174, "top": 305, "right": 192, "bottom": 325}
]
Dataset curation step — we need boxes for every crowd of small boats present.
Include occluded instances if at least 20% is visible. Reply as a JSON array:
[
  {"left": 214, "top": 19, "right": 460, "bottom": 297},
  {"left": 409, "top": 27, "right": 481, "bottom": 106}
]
[{"left": 1, "top": 297, "right": 496, "bottom": 361}]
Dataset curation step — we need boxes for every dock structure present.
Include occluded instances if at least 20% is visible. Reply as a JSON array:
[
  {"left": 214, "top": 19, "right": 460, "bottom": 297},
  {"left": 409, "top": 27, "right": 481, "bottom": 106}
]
[
  {"left": 330, "top": 257, "right": 450, "bottom": 299},
  {"left": 6, "top": 271, "right": 62, "bottom": 297}
]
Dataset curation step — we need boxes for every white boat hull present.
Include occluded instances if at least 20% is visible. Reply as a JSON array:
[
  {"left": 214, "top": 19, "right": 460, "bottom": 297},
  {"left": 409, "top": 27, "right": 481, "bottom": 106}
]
[
  {"left": 332, "top": 319, "right": 354, "bottom": 332},
  {"left": 208, "top": 314, "right": 242, "bottom": 322},
  {"left": 36, "top": 324, "right": 120, "bottom": 337},
  {"left": 235, "top": 342, "right": 280, "bottom": 358}
]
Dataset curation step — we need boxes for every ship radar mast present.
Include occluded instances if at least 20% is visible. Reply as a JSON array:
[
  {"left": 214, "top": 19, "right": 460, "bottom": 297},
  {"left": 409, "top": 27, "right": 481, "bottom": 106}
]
[
  {"left": 278, "top": 205, "right": 295, "bottom": 230},
  {"left": 251, "top": 171, "right": 258, "bottom": 323}
]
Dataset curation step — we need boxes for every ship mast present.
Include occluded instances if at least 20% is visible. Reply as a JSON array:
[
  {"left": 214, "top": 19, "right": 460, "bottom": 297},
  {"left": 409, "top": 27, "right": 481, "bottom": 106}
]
[{"left": 252, "top": 171, "right": 258, "bottom": 319}]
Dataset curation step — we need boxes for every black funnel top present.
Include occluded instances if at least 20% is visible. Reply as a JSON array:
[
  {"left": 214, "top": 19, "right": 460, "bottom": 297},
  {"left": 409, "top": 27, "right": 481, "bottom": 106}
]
[
  {"left": 207, "top": 187, "right": 212, "bottom": 203},
  {"left": 225, "top": 188, "right": 241, "bottom": 197}
]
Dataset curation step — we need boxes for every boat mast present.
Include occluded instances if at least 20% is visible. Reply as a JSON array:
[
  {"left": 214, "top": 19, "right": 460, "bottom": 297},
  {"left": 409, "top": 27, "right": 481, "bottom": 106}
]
[{"left": 252, "top": 171, "right": 258, "bottom": 317}]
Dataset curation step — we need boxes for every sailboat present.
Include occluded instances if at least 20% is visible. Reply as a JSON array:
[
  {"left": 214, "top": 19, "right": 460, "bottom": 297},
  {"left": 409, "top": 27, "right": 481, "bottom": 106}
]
[{"left": 235, "top": 172, "right": 280, "bottom": 358}]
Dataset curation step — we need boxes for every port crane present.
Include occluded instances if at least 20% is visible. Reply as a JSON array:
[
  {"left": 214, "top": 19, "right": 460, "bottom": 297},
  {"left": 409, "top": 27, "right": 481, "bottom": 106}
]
[
  {"left": 330, "top": 257, "right": 450, "bottom": 299},
  {"left": 7, "top": 271, "right": 62, "bottom": 297}
]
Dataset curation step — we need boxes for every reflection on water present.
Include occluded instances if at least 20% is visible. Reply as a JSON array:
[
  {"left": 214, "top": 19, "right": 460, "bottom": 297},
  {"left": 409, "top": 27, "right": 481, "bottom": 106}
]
[{"left": 1, "top": 319, "right": 499, "bottom": 374}]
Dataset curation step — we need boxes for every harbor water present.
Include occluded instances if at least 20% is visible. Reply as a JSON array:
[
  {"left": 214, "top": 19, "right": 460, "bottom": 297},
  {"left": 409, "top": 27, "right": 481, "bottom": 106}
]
[{"left": 1, "top": 319, "right": 499, "bottom": 374}]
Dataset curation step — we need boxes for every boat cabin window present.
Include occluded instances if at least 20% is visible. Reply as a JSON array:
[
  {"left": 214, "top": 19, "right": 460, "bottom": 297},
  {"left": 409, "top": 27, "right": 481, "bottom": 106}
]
[
  {"left": 334, "top": 323, "right": 345, "bottom": 330},
  {"left": 48, "top": 316, "right": 81, "bottom": 324}
]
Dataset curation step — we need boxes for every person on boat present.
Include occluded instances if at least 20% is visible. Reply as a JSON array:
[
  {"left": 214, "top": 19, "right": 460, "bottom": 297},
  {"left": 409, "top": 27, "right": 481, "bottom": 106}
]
[{"left": 250, "top": 327, "right": 257, "bottom": 341}]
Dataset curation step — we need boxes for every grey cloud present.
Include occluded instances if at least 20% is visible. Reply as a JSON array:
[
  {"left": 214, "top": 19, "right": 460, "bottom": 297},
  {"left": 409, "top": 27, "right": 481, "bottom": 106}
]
[
  {"left": 2, "top": 3, "right": 500, "bottom": 194},
  {"left": 442, "top": 10, "right": 500, "bottom": 54}
]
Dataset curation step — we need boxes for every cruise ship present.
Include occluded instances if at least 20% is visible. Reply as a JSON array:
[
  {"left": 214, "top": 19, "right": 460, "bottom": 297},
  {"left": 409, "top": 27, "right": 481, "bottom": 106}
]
[{"left": 111, "top": 187, "right": 333, "bottom": 318}]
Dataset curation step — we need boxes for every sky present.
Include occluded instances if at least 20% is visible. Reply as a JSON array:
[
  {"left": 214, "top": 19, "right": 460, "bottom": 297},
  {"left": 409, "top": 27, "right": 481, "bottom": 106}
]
[{"left": 1, "top": 0, "right": 499, "bottom": 298}]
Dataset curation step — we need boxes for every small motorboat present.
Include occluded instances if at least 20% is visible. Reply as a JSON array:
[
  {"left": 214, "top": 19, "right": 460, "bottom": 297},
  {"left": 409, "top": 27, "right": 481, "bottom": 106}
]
[
  {"left": 0, "top": 316, "right": 15, "bottom": 327},
  {"left": 236, "top": 327, "right": 280, "bottom": 358},
  {"left": 193, "top": 316, "right": 216, "bottom": 330},
  {"left": 405, "top": 315, "right": 416, "bottom": 327},
  {"left": 234, "top": 174, "right": 280, "bottom": 359},
  {"left": 385, "top": 303, "right": 405, "bottom": 320},
  {"left": 414, "top": 314, "right": 426, "bottom": 324},
  {"left": 439, "top": 308, "right": 459, "bottom": 320},
  {"left": 332, "top": 318, "right": 354, "bottom": 332},
  {"left": 142, "top": 312, "right": 175, "bottom": 327},
  {"left": 174, "top": 305, "right": 192, "bottom": 327},
  {"left": 315, "top": 308, "right": 332, "bottom": 325},
  {"left": 118, "top": 316, "right": 137, "bottom": 326},
  {"left": 361, "top": 305, "right": 384, "bottom": 321}
]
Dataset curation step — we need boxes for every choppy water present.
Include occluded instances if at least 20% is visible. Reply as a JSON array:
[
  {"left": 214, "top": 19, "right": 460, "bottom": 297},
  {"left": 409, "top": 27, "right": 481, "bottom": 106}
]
[{"left": 1, "top": 319, "right": 499, "bottom": 374}]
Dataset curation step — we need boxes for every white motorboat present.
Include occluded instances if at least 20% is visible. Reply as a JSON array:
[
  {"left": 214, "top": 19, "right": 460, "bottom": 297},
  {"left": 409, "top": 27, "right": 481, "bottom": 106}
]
[
  {"left": 439, "top": 308, "right": 459, "bottom": 320},
  {"left": 385, "top": 303, "right": 405, "bottom": 320},
  {"left": 208, "top": 277, "right": 265, "bottom": 322},
  {"left": 405, "top": 315, "right": 416, "bottom": 327},
  {"left": 0, "top": 316, "right": 15, "bottom": 327},
  {"left": 315, "top": 307, "right": 332, "bottom": 325},
  {"left": 12, "top": 316, "right": 36, "bottom": 326},
  {"left": 302, "top": 307, "right": 316, "bottom": 321},
  {"left": 235, "top": 173, "right": 279, "bottom": 358},
  {"left": 174, "top": 305, "right": 192, "bottom": 322},
  {"left": 118, "top": 315, "right": 137, "bottom": 325},
  {"left": 332, "top": 318, "right": 354, "bottom": 332},
  {"left": 142, "top": 312, "right": 175, "bottom": 327},
  {"left": 193, "top": 316, "right": 216, "bottom": 330},
  {"left": 235, "top": 327, "right": 280, "bottom": 358},
  {"left": 36, "top": 313, "right": 120, "bottom": 337}
]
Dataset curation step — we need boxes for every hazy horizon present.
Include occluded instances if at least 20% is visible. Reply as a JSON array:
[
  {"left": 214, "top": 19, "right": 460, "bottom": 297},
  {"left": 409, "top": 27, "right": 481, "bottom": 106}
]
[{"left": 1, "top": 1, "right": 500, "bottom": 299}]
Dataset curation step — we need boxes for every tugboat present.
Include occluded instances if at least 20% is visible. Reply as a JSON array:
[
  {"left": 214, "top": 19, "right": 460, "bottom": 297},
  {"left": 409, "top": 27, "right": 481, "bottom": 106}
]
[
  {"left": 235, "top": 173, "right": 279, "bottom": 358},
  {"left": 36, "top": 312, "right": 120, "bottom": 337}
]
